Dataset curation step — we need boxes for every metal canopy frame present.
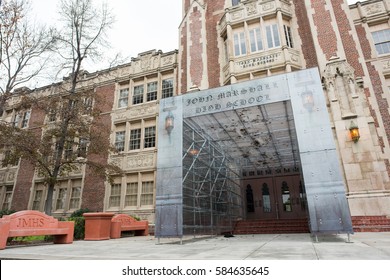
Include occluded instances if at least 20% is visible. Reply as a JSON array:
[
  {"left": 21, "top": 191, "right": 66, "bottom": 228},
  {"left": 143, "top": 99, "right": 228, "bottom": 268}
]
[
  {"left": 182, "top": 119, "right": 242, "bottom": 235},
  {"left": 155, "top": 68, "right": 353, "bottom": 238}
]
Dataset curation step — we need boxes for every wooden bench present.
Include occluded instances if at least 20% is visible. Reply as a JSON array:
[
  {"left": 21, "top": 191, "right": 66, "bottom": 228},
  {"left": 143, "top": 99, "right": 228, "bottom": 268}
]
[
  {"left": 0, "top": 210, "right": 74, "bottom": 250},
  {"left": 110, "top": 214, "right": 148, "bottom": 239}
]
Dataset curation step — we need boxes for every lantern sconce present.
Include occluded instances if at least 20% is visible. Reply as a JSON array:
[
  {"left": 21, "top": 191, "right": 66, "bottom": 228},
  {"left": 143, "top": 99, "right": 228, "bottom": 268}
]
[
  {"left": 301, "top": 90, "right": 314, "bottom": 111},
  {"left": 188, "top": 148, "right": 199, "bottom": 156},
  {"left": 165, "top": 111, "right": 174, "bottom": 135},
  {"left": 349, "top": 121, "right": 360, "bottom": 143}
]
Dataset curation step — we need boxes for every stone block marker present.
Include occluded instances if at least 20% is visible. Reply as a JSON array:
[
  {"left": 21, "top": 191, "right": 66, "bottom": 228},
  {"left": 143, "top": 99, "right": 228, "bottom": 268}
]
[
  {"left": 110, "top": 214, "right": 149, "bottom": 239},
  {"left": 0, "top": 210, "right": 74, "bottom": 250}
]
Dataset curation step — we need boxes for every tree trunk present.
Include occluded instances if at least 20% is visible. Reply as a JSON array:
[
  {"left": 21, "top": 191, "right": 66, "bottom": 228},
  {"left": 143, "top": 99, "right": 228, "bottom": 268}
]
[{"left": 44, "top": 182, "right": 55, "bottom": 215}]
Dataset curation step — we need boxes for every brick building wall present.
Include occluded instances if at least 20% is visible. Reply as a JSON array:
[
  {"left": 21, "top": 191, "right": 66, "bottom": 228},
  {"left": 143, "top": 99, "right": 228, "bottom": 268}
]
[
  {"left": 291, "top": 0, "right": 318, "bottom": 68},
  {"left": 81, "top": 84, "right": 115, "bottom": 211},
  {"left": 11, "top": 103, "right": 46, "bottom": 211}
]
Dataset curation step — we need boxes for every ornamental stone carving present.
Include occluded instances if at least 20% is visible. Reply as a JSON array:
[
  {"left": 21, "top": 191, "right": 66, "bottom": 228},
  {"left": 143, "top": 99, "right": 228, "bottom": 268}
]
[
  {"left": 162, "top": 55, "right": 174, "bottom": 66},
  {"left": 323, "top": 58, "right": 358, "bottom": 119},
  {"left": 383, "top": 60, "right": 390, "bottom": 70},
  {"left": 128, "top": 104, "right": 157, "bottom": 119},
  {"left": 7, "top": 172, "right": 15, "bottom": 182},
  {"left": 246, "top": 2, "right": 257, "bottom": 15},
  {"left": 363, "top": 2, "right": 385, "bottom": 15},
  {"left": 232, "top": 10, "right": 243, "bottom": 20},
  {"left": 126, "top": 154, "right": 155, "bottom": 170},
  {"left": 262, "top": 2, "right": 275, "bottom": 11}
]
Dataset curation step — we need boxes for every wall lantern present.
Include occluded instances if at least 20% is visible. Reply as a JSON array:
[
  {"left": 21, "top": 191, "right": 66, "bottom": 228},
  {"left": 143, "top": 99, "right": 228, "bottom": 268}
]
[
  {"left": 165, "top": 111, "right": 174, "bottom": 135},
  {"left": 188, "top": 149, "right": 199, "bottom": 156},
  {"left": 301, "top": 90, "right": 314, "bottom": 111},
  {"left": 349, "top": 121, "right": 360, "bottom": 143}
]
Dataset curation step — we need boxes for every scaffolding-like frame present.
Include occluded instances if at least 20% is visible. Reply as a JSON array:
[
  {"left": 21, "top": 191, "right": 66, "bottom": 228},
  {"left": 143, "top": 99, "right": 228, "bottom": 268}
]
[{"left": 182, "top": 120, "right": 242, "bottom": 235}]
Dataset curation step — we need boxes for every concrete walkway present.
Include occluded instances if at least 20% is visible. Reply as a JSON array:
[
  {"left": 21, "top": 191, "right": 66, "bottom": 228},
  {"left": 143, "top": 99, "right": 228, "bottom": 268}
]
[{"left": 1, "top": 232, "right": 390, "bottom": 260}]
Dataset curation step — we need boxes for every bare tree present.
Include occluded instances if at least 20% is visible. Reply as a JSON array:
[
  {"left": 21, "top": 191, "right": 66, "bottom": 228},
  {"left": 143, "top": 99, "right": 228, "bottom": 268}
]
[
  {"left": 0, "top": 0, "right": 55, "bottom": 116},
  {"left": 0, "top": 0, "right": 118, "bottom": 215},
  {"left": 40, "top": 0, "right": 115, "bottom": 215}
]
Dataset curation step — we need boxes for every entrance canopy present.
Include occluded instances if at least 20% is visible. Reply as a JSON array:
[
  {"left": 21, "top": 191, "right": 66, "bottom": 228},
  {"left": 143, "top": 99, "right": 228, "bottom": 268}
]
[
  {"left": 156, "top": 68, "right": 353, "bottom": 238},
  {"left": 184, "top": 101, "right": 299, "bottom": 172}
]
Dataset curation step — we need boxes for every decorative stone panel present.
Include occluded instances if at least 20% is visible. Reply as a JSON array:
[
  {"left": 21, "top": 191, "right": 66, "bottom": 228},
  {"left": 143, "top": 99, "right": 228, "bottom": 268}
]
[
  {"left": 126, "top": 153, "right": 155, "bottom": 170},
  {"left": 113, "top": 103, "right": 158, "bottom": 123},
  {"left": 362, "top": 1, "right": 385, "bottom": 16}
]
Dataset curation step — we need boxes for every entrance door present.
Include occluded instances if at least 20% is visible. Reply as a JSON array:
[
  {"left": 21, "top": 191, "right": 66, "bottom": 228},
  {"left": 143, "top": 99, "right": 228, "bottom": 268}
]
[{"left": 244, "top": 175, "right": 307, "bottom": 220}]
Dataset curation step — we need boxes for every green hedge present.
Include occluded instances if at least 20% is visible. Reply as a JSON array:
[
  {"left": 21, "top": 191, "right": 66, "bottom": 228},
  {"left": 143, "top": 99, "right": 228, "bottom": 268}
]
[
  {"left": 68, "top": 208, "right": 91, "bottom": 240},
  {"left": 68, "top": 217, "right": 86, "bottom": 240}
]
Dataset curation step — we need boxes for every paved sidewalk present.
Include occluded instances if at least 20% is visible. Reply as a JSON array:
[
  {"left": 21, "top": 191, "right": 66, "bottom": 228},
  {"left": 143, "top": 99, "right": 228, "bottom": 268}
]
[{"left": 1, "top": 232, "right": 390, "bottom": 260}]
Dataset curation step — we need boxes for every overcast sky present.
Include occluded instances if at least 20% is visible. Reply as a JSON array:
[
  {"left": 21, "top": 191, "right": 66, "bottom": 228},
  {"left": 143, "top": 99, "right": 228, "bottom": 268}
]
[
  {"left": 31, "top": 0, "right": 183, "bottom": 72},
  {"left": 30, "top": 0, "right": 361, "bottom": 76}
]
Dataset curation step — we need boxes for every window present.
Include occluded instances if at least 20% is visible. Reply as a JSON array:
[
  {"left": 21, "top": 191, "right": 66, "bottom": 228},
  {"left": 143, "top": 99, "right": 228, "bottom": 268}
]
[
  {"left": 144, "top": 126, "right": 156, "bottom": 148},
  {"left": 55, "top": 188, "right": 67, "bottom": 210},
  {"left": 372, "top": 29, "right": 390, "bottom": 55},
  {"left": 13, "top": 114, "right": 21, "bottom": 127},
  {"left": 125, "top": 182, "right": 138, "bottom": 207},
  {"left": 249, "top": 28, "right": 263, "bottom": 52},
  {"left": 284, "top": 25, "right": 293, "bottom": 48},
  {"left": 115, "top": 131, "right": 125, "bottom": 152},
  {"left": 162, "top": 79, "right": 174, "bottom": 99},
  {"left": 234, "top": 32, "right": 247, "bottom": 56},
  {"left": 133, "top": 85, "right": 144, "bottom": 105},
  {"left": 129, "top": 128, "right": 141, "bottom": 150},
  {"left": 147, "top": 82, "right": 158, "bottom": 102},
  {"left": 82, "top": 97, "right": 93, "bottom": 114},
  {"left": 109, "top": 184, "right": 121, "bottom": 207},
  {"left": 48, "top": 108, "right": 57, "bottom": 122},
  {"left": 64, "top": 140, "right": 73, "bottom": 160},
  {"left": 109, "top": 174, "right": 154, "bottom": 209},
  {"left": 266, "top": 24, "right": 280, "bottom": 48},
  {"left": 2, "top": 149, "right": 19, "bottom": 167},
  {"left": 21, "top": 111, "right": 30, "bottom": 128},
  {"left": 32, "top": 189, "right": 43, "bottom": 210},
  {"left": 141, "top": 181, "right": 154, "bottom": 206},
  {"left": 69, "top": 186, "right": 81, "bottom": 209},
  {"left": 118, "top": 88, "right": 129, "bottom": 108},
  {"left": 77, "top": 138, "right": 88, "bottom": 158},
  {"left": 1, "top": 186, "right": 13, "bottom": 210},
  {"left": 232, "top": 0, "right": 240, "bottom": 6}
]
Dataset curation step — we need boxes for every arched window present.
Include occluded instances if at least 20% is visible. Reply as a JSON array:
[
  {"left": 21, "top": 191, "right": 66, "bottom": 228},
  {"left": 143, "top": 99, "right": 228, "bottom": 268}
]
[
  {"left": 262, "top": 183, "right": 271, "bottom": 213},
  {"left": 281, "top": 181, "right": 292, "bottom": 212}
]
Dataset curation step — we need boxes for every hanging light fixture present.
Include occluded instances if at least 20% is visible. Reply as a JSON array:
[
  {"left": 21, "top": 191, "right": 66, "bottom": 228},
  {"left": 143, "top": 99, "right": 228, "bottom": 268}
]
[
  {"left": 188, "top": 149, "right": 199, "bottom": 156},
  {"left": 165, "top": 111, "right": 174, "bottom": 135},
  {"left": 349, "top": 121, "right": 360, "bottom": 143}
]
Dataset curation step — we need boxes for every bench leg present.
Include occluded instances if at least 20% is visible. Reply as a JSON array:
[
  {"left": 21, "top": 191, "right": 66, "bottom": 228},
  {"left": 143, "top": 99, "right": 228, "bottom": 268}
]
[
  {"left": 0, "top": 221, "right": 10, "bottom": 250},
  {"left": 55, "top": 221, "right": 74, "bottom": 244}
]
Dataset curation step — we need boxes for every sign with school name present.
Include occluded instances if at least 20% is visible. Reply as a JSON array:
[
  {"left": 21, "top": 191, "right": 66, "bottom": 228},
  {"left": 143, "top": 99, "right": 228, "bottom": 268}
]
[{"left": 182, "top": 73, "right": 290, "bottom": 118}]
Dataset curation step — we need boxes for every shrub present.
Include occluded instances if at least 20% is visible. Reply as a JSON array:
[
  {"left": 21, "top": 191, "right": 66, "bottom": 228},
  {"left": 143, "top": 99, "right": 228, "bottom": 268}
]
[
  {"left": 68, "top": 217, "right": 86, "bottom": 240},
  {"left": 70, "top": 208, "right": 90, "bottom": 218},
  {"left": 68, "top": 208, "right": 91, "bottom": 240}
]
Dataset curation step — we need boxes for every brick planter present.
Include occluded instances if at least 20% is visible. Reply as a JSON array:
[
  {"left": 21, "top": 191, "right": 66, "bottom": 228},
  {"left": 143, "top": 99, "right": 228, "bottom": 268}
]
[{"left": 83, "top": 212, "right": 115, "bottom": 240}]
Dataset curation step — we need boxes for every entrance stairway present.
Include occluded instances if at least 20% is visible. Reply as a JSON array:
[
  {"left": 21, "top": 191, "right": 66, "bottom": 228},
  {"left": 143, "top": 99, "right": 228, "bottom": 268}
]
[
  {"left": 233, "top": 218, "right": 310, "bottom": 234},
  {"left": 352, "top": 216, "right": 390, "bottom": 232}
]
